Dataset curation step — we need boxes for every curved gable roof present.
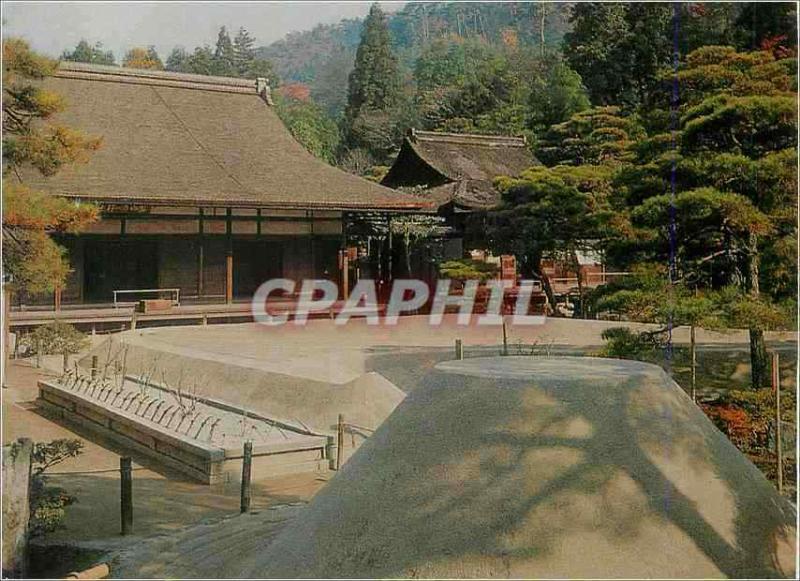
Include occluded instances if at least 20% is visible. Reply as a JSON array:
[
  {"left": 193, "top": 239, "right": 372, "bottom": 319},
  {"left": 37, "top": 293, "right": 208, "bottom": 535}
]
[
  {"left": 18, "top": 63, "right": 428, "bottom": 212},
  {"left": 381, "top": 130, "right": 539, "bottom": 210},
  {"left": 406, "top": 130, "right": 537, "bottom": 183}
]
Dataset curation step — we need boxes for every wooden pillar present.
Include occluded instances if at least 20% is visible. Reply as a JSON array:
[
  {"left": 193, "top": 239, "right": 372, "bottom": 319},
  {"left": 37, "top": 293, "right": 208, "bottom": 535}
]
[
  {"left": 336, "top": 414, "right": 345, "bottom": 470},
  {"left": 309, "top": 210, "right": 316, "bottom": 278},
  {"left": 225, "top": 208, "right": 233, "bottom": 304},
  {"left": 197, "top": 208, "right": 204, "bottom": 298},
  {"left": 2, "top": 285, "right": 11, "bottom": 387},
  {"left": 240, "top": 441, "right": 253, "bottom": 513},
  {"left": 341, "top": 250, "right": 349, "bottom": 301},
  {"left": 120, "top": 457, "right": 133, "bottom": 535},
  {"left": 387, "top": 215, "right": 393, "bottom": 282},
  {"left": 197, "top": 243, "right": 204, "bottom": 297},
  {"left": 54, "top": 285, "right": 62, "bottom": 312}
]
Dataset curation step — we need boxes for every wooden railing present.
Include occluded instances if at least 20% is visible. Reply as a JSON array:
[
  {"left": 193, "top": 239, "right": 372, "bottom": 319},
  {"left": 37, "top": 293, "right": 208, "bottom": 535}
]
[
  {"left": 112, "top": 288, "right": 180, "bottom": 307},
  {"left": 549, "top": 272, "right": 629, "bottom": 292}
]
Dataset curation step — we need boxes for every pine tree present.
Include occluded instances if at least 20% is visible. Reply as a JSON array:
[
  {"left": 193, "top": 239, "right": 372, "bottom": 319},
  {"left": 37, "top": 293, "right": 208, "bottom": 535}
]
[
  {"left": 610, "top": 46, "right": 797, "bottom": 388},
  {"left": 3, "top": 38, "right": 100, "bottom": 295}
]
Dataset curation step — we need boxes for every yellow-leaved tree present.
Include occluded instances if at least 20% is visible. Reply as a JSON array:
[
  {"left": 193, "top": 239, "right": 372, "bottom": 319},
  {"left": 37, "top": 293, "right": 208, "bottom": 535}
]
[{"left": 3, "top": 38, "right": 101, "bottom": 295}]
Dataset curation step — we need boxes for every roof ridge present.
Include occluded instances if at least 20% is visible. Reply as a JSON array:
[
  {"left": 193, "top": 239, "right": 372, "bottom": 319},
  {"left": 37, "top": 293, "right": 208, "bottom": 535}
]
[
  {"left": 56, "top": 61, "right": 259, "bottom": 94},
  {"left": 411, "top": 129, "right": 527, "bottom": 147}
]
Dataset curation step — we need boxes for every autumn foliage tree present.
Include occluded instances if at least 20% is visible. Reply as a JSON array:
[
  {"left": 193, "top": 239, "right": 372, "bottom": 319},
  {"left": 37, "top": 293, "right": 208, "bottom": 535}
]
[
  {"left": 122, "top": 46, "right": 163, "bottom": 70},
  {"left": 3, "top": 39, "right": 100, "bottom": 296}
]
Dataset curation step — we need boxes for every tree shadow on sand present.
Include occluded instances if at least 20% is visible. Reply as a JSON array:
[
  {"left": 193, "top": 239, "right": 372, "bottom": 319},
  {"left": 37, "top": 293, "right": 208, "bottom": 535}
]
[{"left": 252, "top": 357, "right": 795, "bottom": 578}]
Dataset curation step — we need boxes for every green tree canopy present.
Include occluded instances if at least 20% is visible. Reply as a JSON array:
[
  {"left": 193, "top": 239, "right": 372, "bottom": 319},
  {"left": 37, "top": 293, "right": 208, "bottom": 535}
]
[
  {"left": 274, "top": 94, "right": 340, "bottom": 164},
  {"left": 603, "top": 46, "right": 797, "bottom": 387},
  {"left": 61, "top": 40, "right": 116, "bottom": 66}
]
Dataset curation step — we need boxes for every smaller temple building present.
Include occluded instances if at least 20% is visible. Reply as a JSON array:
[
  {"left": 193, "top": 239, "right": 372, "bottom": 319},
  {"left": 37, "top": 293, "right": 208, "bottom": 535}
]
[
  {"left": 381, "top": 129, "right": 539, "bottom": 215},
  {"left": 381, "top": 129, "right": 607, "bottom": 303}
]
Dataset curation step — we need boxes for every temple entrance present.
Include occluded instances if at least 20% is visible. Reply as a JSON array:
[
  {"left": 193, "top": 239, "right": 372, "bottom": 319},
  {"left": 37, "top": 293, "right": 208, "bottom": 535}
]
[
  {"left": 83, "top": 238, "right": 158, "bottom": 302},
  {"left": 233, "top": 240, "right": 283, "bottom": 298}
]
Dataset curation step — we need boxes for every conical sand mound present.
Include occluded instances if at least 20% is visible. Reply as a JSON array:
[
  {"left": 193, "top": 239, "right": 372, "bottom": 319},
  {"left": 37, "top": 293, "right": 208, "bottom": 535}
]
[{"left": 243, "top": 356, "right": 796, "bottom": 579}]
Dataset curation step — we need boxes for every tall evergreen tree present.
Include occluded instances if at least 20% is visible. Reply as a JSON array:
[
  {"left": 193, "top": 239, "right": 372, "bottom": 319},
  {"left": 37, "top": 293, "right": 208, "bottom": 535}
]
[
  {"left": 213, "top": 26, "right": 235, "bottom": 76},
  {"left": 344, "top": 3, "right": 400, "bottom": 123},
  {"left": 233, "top": 27, "right": 257, "bottom": 75},
  {"left": 165, "top": 47, "right": 190, "bottom": 72}
]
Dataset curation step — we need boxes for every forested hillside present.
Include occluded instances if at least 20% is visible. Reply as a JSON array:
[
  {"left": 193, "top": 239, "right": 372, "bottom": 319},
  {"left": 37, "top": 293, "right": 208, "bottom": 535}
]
[
  {"left": 58, "top": 1, "right": 796, "bottom": 177},
  {"left": 258, "top": 2, "right": 572, "bottom": 115}
]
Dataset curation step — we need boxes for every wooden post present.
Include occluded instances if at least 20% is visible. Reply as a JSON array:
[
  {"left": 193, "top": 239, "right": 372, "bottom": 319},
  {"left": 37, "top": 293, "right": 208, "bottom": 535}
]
[
  {"left": 91, "top": 355, "right": 98, "bottom": 379},
  {"left": 202, "top": 313, "right": 208, "bottom": 327},
  {"left": 130, "top": 312, "right": 137, "bottom": 331},
  {"left": 226, "top": 252, "right": 233, "bottom": 304},
  {"left": 502, "top": 319, "right": 509, "bottom": 356},
  {"left": 690, "top": 325, "right": 697, "bottom": 402},
  {"left": 35, "top": 338, "right": 41, "bottom": 368},
  {"left": 54, "top": 285, "right": 62, "bottom": 312},
  {"left": 2, "top": 285, "right": 10, "bottom": 387},
  {"left": 325, "top": 436, "right": 336, "bottom": 470},
  {"left": 772, "top": 352, "right": 783, "bottom": 493},
  {"left": 226, "top": 208, "right": 233, "bottom": 305},
  {"left": 240, "top": 441, "right": 252, "bottom": 513},
  {"left": 455, "top": 339, "right": 463, "bottom": 360},
  {"left": 336, "top": 414, "right": 344, "bottom": 470},
  {"left": 341, "top": 251, "right": 349, "bottom": 301},
  {"left": 387, "top": 216, "right": 393, "bottom": 281},
  {"left": 62, "top": 350, "right": 69, "bottom": 372},
  {"left": 197, "top": 237, "right": 204, "bottom": 298},
  {"left": 120, "top": 457, "right": 133, "bottom": 535}
]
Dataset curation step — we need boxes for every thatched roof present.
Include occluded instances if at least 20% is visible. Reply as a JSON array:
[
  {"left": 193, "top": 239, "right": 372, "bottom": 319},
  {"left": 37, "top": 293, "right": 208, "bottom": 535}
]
[
  {"left": 16, "top": 63, "right": 428, "bottom": 212},
  {"left": 382, "top": 129, "right": 539, "bottom": 210}
]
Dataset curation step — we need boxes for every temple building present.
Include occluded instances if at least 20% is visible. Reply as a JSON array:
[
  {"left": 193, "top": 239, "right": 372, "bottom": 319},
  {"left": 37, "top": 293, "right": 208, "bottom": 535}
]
[
  {"left": 381, "top": 129, "right": 607, "bottom": 304},
  {"left": 15, "top": 63, "right": 428, "bottom": 306},
  {"left": 381, "top": 129, "right": 539, "bottom": 216}
]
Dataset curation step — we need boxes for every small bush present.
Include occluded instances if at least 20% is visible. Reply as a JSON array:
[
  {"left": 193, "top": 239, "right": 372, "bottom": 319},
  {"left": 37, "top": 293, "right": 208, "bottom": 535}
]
[
  {"left": 598, "top": 327, "right": 664, "bottom": 360},
  {"left": 438, "top": 259, "right": 498, "bottom": 282},
  {"left": 29, "top": 439, "right": 84, "bottom": 537},
  {"left": 20, "top": 321, "right": 89, "bottom": 356}
]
